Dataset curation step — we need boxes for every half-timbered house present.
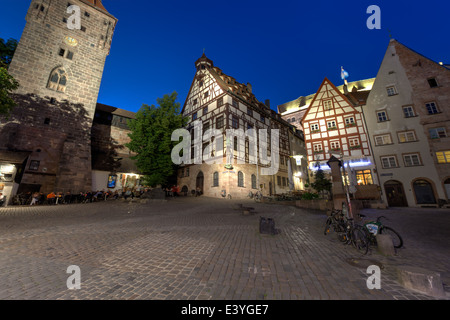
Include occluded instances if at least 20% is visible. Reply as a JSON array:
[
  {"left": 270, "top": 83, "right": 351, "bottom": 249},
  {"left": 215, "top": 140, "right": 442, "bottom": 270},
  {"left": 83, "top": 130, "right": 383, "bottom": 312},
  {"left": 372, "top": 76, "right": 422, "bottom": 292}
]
[
  {"left": 177, "top": 54, "right": 292, "bottom": 199},
  {"left": 300, "top": 78, "right": 381, "bottom": 200}
]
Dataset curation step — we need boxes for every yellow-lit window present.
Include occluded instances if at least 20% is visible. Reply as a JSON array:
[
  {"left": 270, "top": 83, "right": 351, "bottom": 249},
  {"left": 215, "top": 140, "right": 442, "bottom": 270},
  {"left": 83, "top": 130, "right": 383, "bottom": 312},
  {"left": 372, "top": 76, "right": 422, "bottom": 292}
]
[
  {"left": 355, "top": 170, "right": 373, "bottom": 185},
  {"left": 436, "top": 151, "right": 450, "bottom": 163}
]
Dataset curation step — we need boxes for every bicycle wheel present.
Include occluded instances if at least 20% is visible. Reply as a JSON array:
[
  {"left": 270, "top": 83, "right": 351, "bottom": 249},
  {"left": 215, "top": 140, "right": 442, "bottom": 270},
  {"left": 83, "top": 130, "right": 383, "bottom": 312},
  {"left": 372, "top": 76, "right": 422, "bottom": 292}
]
[
  {"left": 380, "top": 226, "right": 403, "bottom": 248},
  {"left": 351, "top": 225, "right": 369, "bottom": 255},
  {"left": 324, "top": 218, "right": 332, "bottom": 235}
]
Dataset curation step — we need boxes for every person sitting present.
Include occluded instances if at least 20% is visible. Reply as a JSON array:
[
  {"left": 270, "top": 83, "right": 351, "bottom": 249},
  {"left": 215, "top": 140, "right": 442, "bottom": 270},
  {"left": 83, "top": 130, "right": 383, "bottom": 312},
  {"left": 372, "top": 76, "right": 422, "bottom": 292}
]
[
  {"left": 47, "top": 192, "right": 56, "bottom": 205},
  {"left": 30, "top": 192, "right": 40, "bottom": 206}
]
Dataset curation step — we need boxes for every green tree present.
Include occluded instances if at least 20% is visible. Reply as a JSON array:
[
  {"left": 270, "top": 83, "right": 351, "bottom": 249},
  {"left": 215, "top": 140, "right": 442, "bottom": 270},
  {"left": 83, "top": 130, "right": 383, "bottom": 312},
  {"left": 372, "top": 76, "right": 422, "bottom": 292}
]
[
  {"left": 0, "top": 38, "right": 18, "bottom": 67},
  {"left": 0, "top": 61, "right": 19, "bottom": 115},
  {"left": 126, "top": 92, "right": 187, "bottom": 187},
  {"left": 311, "top": 167, "right": 332, "bottom": 197}
]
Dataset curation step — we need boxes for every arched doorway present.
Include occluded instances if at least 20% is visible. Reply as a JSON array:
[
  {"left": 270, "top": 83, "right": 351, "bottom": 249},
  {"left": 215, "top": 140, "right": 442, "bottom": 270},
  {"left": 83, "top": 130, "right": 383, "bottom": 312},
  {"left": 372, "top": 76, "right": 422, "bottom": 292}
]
[
  {"left": 196, "top": 171, "right": 204, "bottom": 193},
  {"left": 413, "top": 179, "right": 436, "bottom": 204},
  {"left": 384, "top": 180, "right": 408, "bottom": 207}
]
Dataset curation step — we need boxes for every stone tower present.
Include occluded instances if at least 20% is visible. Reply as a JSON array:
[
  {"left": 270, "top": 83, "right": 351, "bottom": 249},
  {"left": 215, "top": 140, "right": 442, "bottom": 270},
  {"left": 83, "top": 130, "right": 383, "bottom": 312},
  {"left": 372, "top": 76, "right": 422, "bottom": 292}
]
[
  {"left": 9, "top": 0, "right": 117, "bottom": 118},
  {"left": 1, "top": 0, "right": 117, "bottom": 195}
]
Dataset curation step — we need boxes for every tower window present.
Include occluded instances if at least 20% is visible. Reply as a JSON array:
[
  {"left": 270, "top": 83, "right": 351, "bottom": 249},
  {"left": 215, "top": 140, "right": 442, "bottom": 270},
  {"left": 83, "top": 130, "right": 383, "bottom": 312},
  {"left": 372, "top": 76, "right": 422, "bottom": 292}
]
[
  {"left": 84, "top": 11, "right": 90, "bottom": 18},
  {"left": 44, "top": 118, "right": 51, "bottom": 125},
  {"left": 47, "top": 68, "right": 68, "bottom": 93},
  {"left": 427, "top": 78, "right": 438, "bottom": 88},
  {"left": 59, "top": 49, "right": 65, "bottom": 57},
  {"left": 80, "top": 26, "right": 86, "bottom": 32},
  {"left": 66, "top": 51, "right": 74, "bottom": 60}
]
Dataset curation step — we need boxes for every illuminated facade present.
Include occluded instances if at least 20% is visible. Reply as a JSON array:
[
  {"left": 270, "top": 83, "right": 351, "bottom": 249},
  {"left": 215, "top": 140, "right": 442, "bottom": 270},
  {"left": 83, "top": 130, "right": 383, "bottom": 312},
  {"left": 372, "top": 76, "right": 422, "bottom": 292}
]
[
  {"left": 177, "top": 54, "right": 296, "bottom": 199},
  {"left": 279, "top": 77, "right": 381, "bottom": 200},
  {"left": 364, "top": 39, "right": 450, "bottom": 207}
]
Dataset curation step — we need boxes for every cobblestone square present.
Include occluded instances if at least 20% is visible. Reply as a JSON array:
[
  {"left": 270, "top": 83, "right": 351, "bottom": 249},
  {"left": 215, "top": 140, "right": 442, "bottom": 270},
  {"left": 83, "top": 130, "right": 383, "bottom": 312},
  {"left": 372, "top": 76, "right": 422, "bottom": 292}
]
[{"left": 0, "top": 197, "right": 448, "bottom": 301}]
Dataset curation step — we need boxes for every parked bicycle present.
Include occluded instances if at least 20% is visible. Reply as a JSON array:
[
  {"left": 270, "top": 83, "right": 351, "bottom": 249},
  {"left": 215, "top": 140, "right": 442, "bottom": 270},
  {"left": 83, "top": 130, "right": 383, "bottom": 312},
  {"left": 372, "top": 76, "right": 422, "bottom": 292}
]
[
  {"left": 323, "top": 208, "right": 347, "bottom": 242},
  {"left": 359, "top": 214, "right": 403, "bottom": 249},
  {"left": 324, "top": 206, "right": 369, "bottom": 255}
]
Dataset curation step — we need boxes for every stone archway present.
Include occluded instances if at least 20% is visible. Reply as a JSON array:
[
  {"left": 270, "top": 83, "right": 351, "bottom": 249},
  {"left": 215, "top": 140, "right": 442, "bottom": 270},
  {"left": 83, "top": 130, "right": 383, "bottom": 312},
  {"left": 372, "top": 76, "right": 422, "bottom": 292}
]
[
  {"left": 196, "top": 171, "right": 204, "bottom": 193},
  {"left": 413, "top": 179, "right": 436, "bottom": 205},
  {"left": 384, "top": 180, "right": 408, "bottom": 207}
]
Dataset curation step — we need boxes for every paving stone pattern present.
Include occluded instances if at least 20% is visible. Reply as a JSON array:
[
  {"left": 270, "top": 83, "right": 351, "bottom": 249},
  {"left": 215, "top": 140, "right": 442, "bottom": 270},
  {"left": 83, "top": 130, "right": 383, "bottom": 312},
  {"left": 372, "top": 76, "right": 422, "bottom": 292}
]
[{"left": 0, "top": 198, "right": 448, "bottom": 300}]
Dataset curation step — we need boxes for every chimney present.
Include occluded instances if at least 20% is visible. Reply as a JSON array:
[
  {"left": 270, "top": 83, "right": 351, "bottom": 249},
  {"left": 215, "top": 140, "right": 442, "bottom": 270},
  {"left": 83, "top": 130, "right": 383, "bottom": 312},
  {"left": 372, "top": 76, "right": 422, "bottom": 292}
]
[
  {"left": 265, "top": 99, "right": 270, "bottom": 108},
  {"left": 343, "top": 84, "right": 348, "bottom": 95},
  {"left": 247, "top": 83, "right": 252, "bottom": 93}
]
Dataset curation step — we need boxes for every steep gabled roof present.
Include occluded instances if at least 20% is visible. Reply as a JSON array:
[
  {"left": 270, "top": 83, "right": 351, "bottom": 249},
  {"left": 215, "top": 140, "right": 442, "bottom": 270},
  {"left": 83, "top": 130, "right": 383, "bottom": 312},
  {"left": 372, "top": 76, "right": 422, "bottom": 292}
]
[
  {"left": 300, "top": 77, "right": 359, "bottom": 124},
  {"left": 182, "top": 54, "right": 271, "bottom": 116}
]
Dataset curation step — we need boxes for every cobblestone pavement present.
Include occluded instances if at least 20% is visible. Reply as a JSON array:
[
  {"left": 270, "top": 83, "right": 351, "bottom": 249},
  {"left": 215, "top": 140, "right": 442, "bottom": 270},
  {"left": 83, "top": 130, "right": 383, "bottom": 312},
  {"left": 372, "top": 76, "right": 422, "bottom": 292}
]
[{"left": 0, "top": 197, "right": 448, "bottom": 300}]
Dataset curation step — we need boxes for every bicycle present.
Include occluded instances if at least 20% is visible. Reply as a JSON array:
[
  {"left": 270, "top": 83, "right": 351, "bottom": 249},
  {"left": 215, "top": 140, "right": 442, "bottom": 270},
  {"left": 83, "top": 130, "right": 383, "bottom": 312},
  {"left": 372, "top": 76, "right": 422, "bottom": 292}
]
[
  {"left": 324, "top": 206, "right": 369, "bottom": 255},
  {"left": 359, "top": 214, "right": 403, "bottom": 249},
  {"left": 323, "top": 209, "right": 348, "bottom": 243}
]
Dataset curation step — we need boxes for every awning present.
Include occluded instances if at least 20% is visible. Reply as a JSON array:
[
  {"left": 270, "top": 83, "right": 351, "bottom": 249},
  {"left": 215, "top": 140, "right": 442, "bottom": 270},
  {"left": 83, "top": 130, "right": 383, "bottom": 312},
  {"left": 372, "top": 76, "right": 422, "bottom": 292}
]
[{"left": 0, "top": 150, "right": 31, "bottom": 164}]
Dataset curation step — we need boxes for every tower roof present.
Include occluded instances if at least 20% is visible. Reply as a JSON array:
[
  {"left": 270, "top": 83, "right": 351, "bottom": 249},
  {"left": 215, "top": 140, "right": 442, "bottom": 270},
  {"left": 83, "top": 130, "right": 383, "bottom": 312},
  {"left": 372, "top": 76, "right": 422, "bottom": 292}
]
[{"left": 81, "top": 0, "right": 108, "bottom": 13}]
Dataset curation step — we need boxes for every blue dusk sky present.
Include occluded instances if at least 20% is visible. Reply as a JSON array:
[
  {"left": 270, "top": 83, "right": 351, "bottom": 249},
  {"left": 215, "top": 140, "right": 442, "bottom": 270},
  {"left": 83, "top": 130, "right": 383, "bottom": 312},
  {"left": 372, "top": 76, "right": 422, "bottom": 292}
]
[{"left": 1, "top": 0, "right": 450, "bottom": 113}]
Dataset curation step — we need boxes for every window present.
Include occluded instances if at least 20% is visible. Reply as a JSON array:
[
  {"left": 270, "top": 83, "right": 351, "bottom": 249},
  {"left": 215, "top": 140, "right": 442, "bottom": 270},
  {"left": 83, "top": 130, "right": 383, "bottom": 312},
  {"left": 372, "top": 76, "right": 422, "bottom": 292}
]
[
  {"left": 386, "top": 86, "right": 397, "bottom": 96},
  {"left": 425, "top": 102, "right": 439, "bottom": 114},
  {"left": 203, "top": 121, "right": 210, "bottom": 133},
  {"left": 429, "top": 127, "right": 447, "bottom": 139},
  {"left": 238, "top": 171, "right": 244, "bottom": 187},
  {"left": 282, "top": 177, "right": 286, "bottom": 187},
  {"left": 349, "top": 137, "right": 360, "bottom": 149},
  {"left": 247, "top": 123, "right": 253, "bottom": 130},
  {"left": 29, "top": 160, "right": 40, "bottom": 171},
  {"left": 355, "top": 170, "right": 373, "bottom": 185},
  {"left": 193, "top": 99, "right": 198, "bottom": 106},
  {"left": 44, "top": 117, "right": 51, "bottom": 125},
  {"left": 203, "top": 106, "right": 208, "bottom": 115},
  {"left": 277, "top": 176, "right": 281, "bottom": 186},
  {"left": 251, "top": 174, "right": 257, "bottom": 189},
  {"left": 199, "top": 80, "right": 203, "bottom": 87},
  {"left": 377, "top": 111, "right": 388, "bottom": 122},
  {"left": 192, "top": 112, "right": 197, "bottom": 121},
  {"left": 216, "top": 115, "right": 224, "bottom": 129},
  {"left": 232, "top": 99, "right": 238, "bottom": 107},
  {"left": 204, "top": 91, "right": 209, "bottom": 98},
  {"left": 436, "top": 151, "right": 450, "bottom": 163},
  {"left": 217, "top": 97, "right": 223, "bottom": 107},
  {"left": 47, "top": 68, "right": 67, "bottom": 92},
  {"left": 260, "top": 115, "right": 265, "bottom": 123},
  {"left": 310, "top": 123, "right": 319, "bottom": 132},
  {"left": 427, "top": 78, "right": 438, "bottom": 88},
  {"left": 402, "top": 106, "right": 415, "bottom": 118},
  {"left": 345, "top": 117, "right": 355, "bottom": 126},
  {"left": 247, "top": 108, "right": 253, "bottom": 117},
  {"left": 327, "top": 120, "right": 337, "bottom": 130},
  {"left": 374, "top": 134, "right": 392, "bottom": 146},
  {"left": 232, "top": 116, "right": 239, "bottom": 129},
  {"left": 403, "top": 154, "right": 421, "bottom": 167},
  {"left": 84, "top": 11, "right": 90, "bottom": 18},
  {"left": 324, "top": 100, "right": 333, "bottom": 110},
  {"left": 80, "top": 26, "right": 86, "bottom": 32},
  {"left": 59, "top": 48, "right": 65, "bottom": 57},
  {"left": 381, "top": 156, "right": 398, "bottom": 168},
  {"left": 313, "top": 143, "right": 323, "bottom": 153},
  {"left": 66, "top": 51, "right": 74, "bottom": 60},
  {"left": 398, "top": 131, "right": 416, "bottom": 143},
  {"left": 213, "top": 172, "right": 219, "bottom": 187},
  {"left": 291, "top": 117, "right": 296, "bottom": 123},
  {"left": 330, "top": 141, "right": 340, "bottom": 151}
]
